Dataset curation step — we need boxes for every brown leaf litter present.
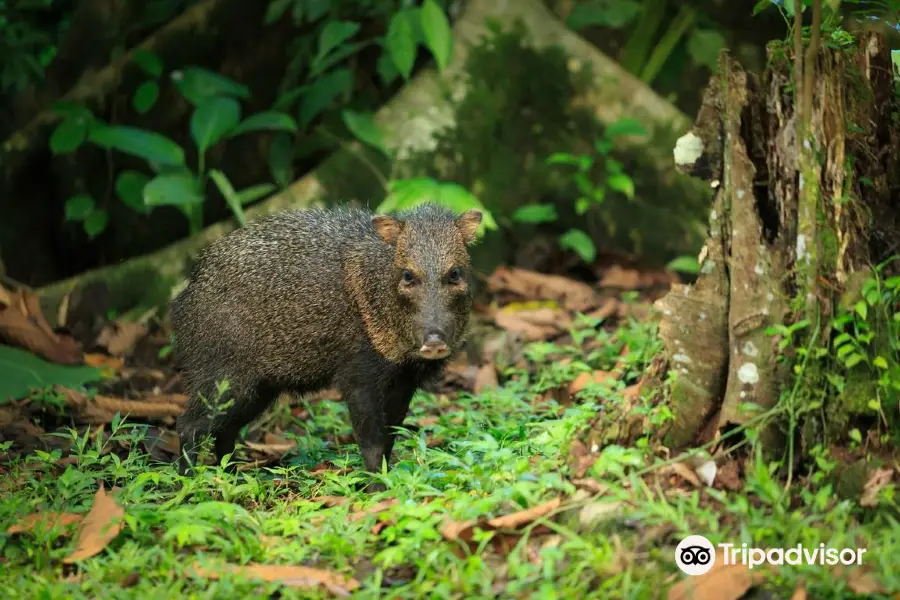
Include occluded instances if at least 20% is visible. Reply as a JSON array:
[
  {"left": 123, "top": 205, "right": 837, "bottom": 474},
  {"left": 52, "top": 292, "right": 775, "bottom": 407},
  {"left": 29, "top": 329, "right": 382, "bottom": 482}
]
[
  {"left": 189, "top": 563, "right": 359, "bottom": 596},
  {"left": 63, "top": 484, "right": 125, "bottom": 563},
  {"left": 0, "top": 282, "right": 82, "bottom": 364},
  {"left": 439, "top": 497, "right": 562, "bottom": 555}
]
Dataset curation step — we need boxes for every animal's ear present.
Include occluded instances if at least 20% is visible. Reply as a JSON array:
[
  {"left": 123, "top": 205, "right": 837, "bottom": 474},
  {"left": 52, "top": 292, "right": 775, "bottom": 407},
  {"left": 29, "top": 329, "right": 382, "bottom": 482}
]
[
  {"left": 455, "top": 209, "right": 483, "bottom": 244},
  {"left": 372, "top": 215, "right": 404, "bottom": 245}
]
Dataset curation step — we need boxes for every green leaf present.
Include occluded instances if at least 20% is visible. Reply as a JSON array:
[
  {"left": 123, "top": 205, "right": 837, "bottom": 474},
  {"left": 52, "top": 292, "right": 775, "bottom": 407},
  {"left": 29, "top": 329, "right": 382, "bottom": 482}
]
[
  {"left": 65, "top": 194, "right": 95, "bottom": 221},
  {"left": 0, "top": 345, "right": 106, "bottom": 403},
  {"left": 420, "top": 0, "right": 452, "bottom": 71},
  {"left": 603, "top": 118, "right": 648, "bottom": 139},
  {"left": 84, "top": 210, "right": 108, "bottom": 239},
  {"left": 687, "top": 28, "right": 726, "bottom": 71},
  {"left": 209, "top": 169, "right": 246, "bottom": 228},
  {"left": 512, "top": 204, "right": 558, "bottom": 224},
  {"left": 387, "top": 9, "right": 418, "bottom": 79},
  {"left": 566, "top": 0, "right": 641, "bottom": 30},
  {"left": 854, "top": 300, "right": 868, "bottom": 321},
  {"left": 50, "top": 117, "right": 89, "bottom": 154},
  {"left": 264, "top": 0, "right": 292, "bottom": 24},
  {"left": 133, "top": 81, "right": 159, "bottom": 114},
  {"left": 298, "top": 68, "right": 353, "bottom": 128},
  {"left": 144, "top": 173, "right": 205, "bottom": 207},
  {"left": 268, "top": 132, "right": 294, "bottom": 187},
  {"left": 132, "top": 49, "right": 163, "bottom": 77},
  {"left": 884, "top": 276, "right": 900, "bottom": 290},
  {"left": 310, "top": 40, "right": 370, "bottom": 78},
  {"left": 190, "top": 97, "right": 242, "bottom": 153},
  {"left": 89, "top": 125, "right": 185, "bottom": 166},
  {"left": 575, "top": 197, "right": 591, "bottom": 215},
  {"left": 341, "top": 110, "right": 388, "bottom": 156},
  {"left": 559, "top": 229, "right": 597, "bottom": 263},
  {"left": 315, "top": 20, "right": 360, "bottom": 65},
  {"left": 607, "top": 173, "right": 634, "bottom": 198},
  {"left": 667, "top": 255, "right": 700, "bottom": 274},
  {"left": 237, "top": 183, "right": 276, "bottom": 205},
  {"left": 115, "top": 170, "right": 151, "bottom": 214},
  {"left": 844, "top": 353, "right": 864, "bottom": 369},
  {"left": 376, "top": 52, "right": 400, "bottom": 85},
  {"left": 173, "top": 67, "right": 250, "bottom": 106},
  {"left": 833, "top": 332, "right": 852, "bottom": 348},
  {"left": 873, "top": 356, "right": 889, "bottom": 370},
  {"left": 546, "top": 152, "right": 590, "bottom": 168},
  {"left": 228, "top": 111, "right": 298, "bottom": 137}
]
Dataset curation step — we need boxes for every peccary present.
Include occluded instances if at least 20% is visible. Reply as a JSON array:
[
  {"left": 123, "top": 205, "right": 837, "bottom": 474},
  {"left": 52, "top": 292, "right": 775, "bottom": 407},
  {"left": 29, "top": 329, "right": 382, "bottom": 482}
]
[{"left": 171, "top": 203, "right": 482, "bottom": 484}]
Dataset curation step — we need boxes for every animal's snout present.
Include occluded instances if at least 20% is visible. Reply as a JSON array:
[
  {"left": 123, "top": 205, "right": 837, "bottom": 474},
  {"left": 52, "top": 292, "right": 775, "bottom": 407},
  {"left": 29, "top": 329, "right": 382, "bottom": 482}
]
[{"left": 419, "top": 330, "right": 450, "bottom": 360}]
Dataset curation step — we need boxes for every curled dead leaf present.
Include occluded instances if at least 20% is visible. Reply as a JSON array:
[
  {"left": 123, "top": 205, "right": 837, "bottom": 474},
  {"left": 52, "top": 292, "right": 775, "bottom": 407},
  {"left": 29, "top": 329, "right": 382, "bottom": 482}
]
[
  {"left": 57, "top": 386, "right": 186, "bottom": 423},
  {"left": 486, "top": 266, "right": 602, "bottom": 312},
  {"left": 493, "top": 311, "right": 562, "bottom": 341},
  {"left": 473, "top": 363, "right": 499, "bottom": 394},
  {"left": 311, "top": 496, "right": 349, "bottom": 507},
  {"left": 0, "top": 285, "right": 82, "bottom": 364},
  {"left": 83, "top": 353, "right": 125, "bottom": 371},
  {"left": 96, "top": 320, "right": 149, "bottom": 357},
  {"left": 347, "top": 498, "right": 398, "bottom": 522},
  {"left": 860, "top": 467, "right": 894, "bottom": 508},
  {"left": 667, "top": 556, "right": 756, "bottom": 600},
  {"left": 666, "top": 462, "right": 702, "bottom": 488},
  {"left": 63, "top": 484, "right": 124, "bottom": 563},
  {"left": 440, "top": 497, "right": 562, "bottom": 555},
  {"left": 7, "top": 512, "right": 83, "bottom": 535},
  {"left": 190, "top": 563, "right": 359, "bottom": 596},
  {"left": 568, "top": 370, "right": 618, "bottom": 395}
]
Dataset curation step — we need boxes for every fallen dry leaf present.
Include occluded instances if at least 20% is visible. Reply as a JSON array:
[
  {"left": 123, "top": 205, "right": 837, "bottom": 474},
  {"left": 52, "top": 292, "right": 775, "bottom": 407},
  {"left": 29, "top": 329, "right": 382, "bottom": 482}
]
[
  {"left": 667, "top": 557, "right": 755, "bottom": 600},
  {"left": 790, "top": 581, "right": 807, "bottom": 600},
  {"left": 667, "top": 462, "right": 702, "bottom": 488},
  {"left": 416, "top": 415, "right": 440, "bottom": 427},
  {"left": 714, "top": 460, "right": 743, "bottom": 491},
  {"left": 245, "top": 437, "right": 296, "bottom": 457},
  {"left": 493, "top": 311, "right": 562, "bottom": 341},
  {"left": 311, "top": 496, "right": 349, "bottom": 507},
  {"left": 568, "top": 370, "right": 618, "bottom": 395},
  {"left": 83, "top": 353, "right": 125, "bottom": 371},
  {"left": 95, "top": 320, "right": 149, "bottom": 357},
  {"left": 568, "top": 439, "right": 596, "bottom": 478},
  {"left": 57, "top": 386, "right": 186, "bottom": 423},
  {"left": 348, "top": 499, "right": 398, "bottom": 522},
  {"left": 190, "top": 563, "right": 359, "bottom": 596},
  {"left": 473, "top": 364, "right": 499, "bottom": 394},
  {"left": 63, "top": 484, "right": 124, "bottom": 563},
  {"left": 486, "top": 266, "right": 602, "bottom": 312},
  {"left": 846, "top": 567, "right": 888, "bottom": 594},
  {"left": 571, "top": 478, "right": 608, "bottom": 495},
  {"left": 7, "top": 512, "right": 83, "bottom": 535},
  {"left": 0, "top": 284, "right": 82, "bottom": 364},
  {"left": 860, "top": 467, "right": 894, "bottom": 507},
  {"left": 597, "top": 264, "right": 677, "bottom": 289},
  {"left": 440, "top": 497, "right": 562, "bottom": 555}
]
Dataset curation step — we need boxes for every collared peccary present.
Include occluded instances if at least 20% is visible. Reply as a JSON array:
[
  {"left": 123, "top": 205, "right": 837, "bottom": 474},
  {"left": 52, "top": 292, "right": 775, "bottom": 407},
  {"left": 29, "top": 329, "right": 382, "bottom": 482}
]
[{"left": 171, "top": 203, "right": 482, "bottom": 485}]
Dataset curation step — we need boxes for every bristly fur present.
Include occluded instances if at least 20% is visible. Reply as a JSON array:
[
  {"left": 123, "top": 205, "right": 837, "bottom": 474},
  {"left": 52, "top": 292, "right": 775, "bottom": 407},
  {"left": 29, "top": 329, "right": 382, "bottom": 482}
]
[{"left": 171, "top": 203, "right": 480, "bottom": 485}]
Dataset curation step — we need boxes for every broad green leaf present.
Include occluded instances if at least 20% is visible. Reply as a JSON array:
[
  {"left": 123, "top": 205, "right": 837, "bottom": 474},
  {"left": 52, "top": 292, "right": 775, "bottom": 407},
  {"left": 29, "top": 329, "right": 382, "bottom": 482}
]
[
  {"left": 844, "top": 353, "right": 864, "bottom": 368},
  {"left": 115, "top": 170, "right": 151, "bottom": 214},
  {"left": 667, "top": 255, "right": 700, "bottom": 274},
  {"left": 268, "top": 133, "right": 294, "bottom": 187},
  {"left": 89, "top": 125, "right": 185, "bottom": 166},
  {"left": 566, "top": 0, "right": 641, "bottom": 30},
  {"left": 420, "top": 0, "right": 452, "bottom": 71},
  {"left": 132, "top": 49, "right": 163, "bottom": 77},
  {"left": 173, "top": 67, "right": 250, "bottom": 106},
  {"left": 607, "top": 173, "right": 635, "bottom": 198},
  {"left": 687, "top": 28, "right": 726, "bottom": 71},
  {"left": 387, "top": 9, "right": 417, "bottom": 79},
  {"left": 264, "top": 0, "right": 292, "bottom": 24},
  {"left": 315, "top": 20, "right": 360, "bottom": 65},
  {"left": 133, "top": 81, "right": 159, "bottom": 114},
  {"left": 51, "top": 101, "right": 92, "bottom": 120},
  {"left": 0, "top": 345, "right": 106, "bottom": 403},
  {"left": 575, "top": 197, "right": 591, "bottom": 215},
  {"left": 190, "top": 97, "right": 242, "bottom": 153},
  {"left": 513, "top": 204, "right": 558, "bottom": 224},
  {"left": 237, "top": 183, "right": 275, "bottom": 205},
  {"left": 884, "top": 276, "right": 900, "bottom": 290},
  {"left": 873, "top": 356, "right": 889, "bottom": 370},
  {"left": 50, "top": 117, "right": 89, "bottom": 154},
  {"left": 209, "top": 169, "right": 246, "bottom": 227},
  {"left": 65, "top": 194, "right": 95, "bottom": 221},
  {"left": 228, "top": 111, "right": 298, "bottom": 137},
  {"left": 854, "top": 300, "right": 868, "bottom": 321},
  {"left": 144, "top": 173, "right": 205, "bottom": 207},
  {"left": 84, "top": 210, "right": 108, "bottom": 239},
  {"left": 603, "top": 118, "right": 648, "bottom": 139},
  {"left": 298, "top": 68, "right": 353, "bottom": 128},
  {"left": 559, "top": 228, "right": 597, "bottom": 263},
  {"left": 341, "top": 110, "right": 388, "bottom": 156},
  {"left": 274, "top": 86, "right": 306, "bottom": 111},
  {"left": 310, "top": 40, "right": 369, "bottom": 77},
  {"left": 376, "top": 52, "right": 400, "bottom": 85}
]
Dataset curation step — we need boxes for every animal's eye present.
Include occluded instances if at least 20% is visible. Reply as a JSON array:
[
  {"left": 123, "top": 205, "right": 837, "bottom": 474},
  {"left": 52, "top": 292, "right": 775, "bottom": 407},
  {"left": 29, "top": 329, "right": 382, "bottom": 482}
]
[
  {"left": 402, "top": 270, "right": 416, "bottom": 284},
  {"left": 447, "top": 267, "right": 463, "bottom": 284}
]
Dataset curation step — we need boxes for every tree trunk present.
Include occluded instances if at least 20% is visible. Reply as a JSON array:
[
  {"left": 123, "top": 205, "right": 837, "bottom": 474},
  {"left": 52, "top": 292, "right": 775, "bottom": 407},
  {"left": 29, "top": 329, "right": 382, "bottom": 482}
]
[
  {"left": 656, "top": 31, "right": 900, "bottom": 451},
  {"left": 36, "top": 0, "right": 708, "bottom": 324}
]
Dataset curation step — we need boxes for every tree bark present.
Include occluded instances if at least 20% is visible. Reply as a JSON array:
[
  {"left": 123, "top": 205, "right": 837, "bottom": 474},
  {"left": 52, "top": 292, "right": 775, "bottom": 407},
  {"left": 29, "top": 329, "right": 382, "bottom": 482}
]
[
  {"left": 657, "top": 31, "right": 900, "bottom": 449},
  {"left": 36, "top": 0, "right": 708, "bottom": 322}
]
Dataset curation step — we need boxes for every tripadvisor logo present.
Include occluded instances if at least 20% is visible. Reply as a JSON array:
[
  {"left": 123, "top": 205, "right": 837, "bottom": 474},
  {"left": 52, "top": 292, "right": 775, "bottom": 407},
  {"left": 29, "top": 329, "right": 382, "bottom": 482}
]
[{"left": 675, "top": 535, "right": 716, "bottom": 576}]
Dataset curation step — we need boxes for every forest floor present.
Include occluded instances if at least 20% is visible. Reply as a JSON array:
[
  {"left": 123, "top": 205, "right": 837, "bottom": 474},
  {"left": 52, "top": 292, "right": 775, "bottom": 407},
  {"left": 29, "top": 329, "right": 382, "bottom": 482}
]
[{"left": 0, "top": 258, "right": 897, "bottom": 599}]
